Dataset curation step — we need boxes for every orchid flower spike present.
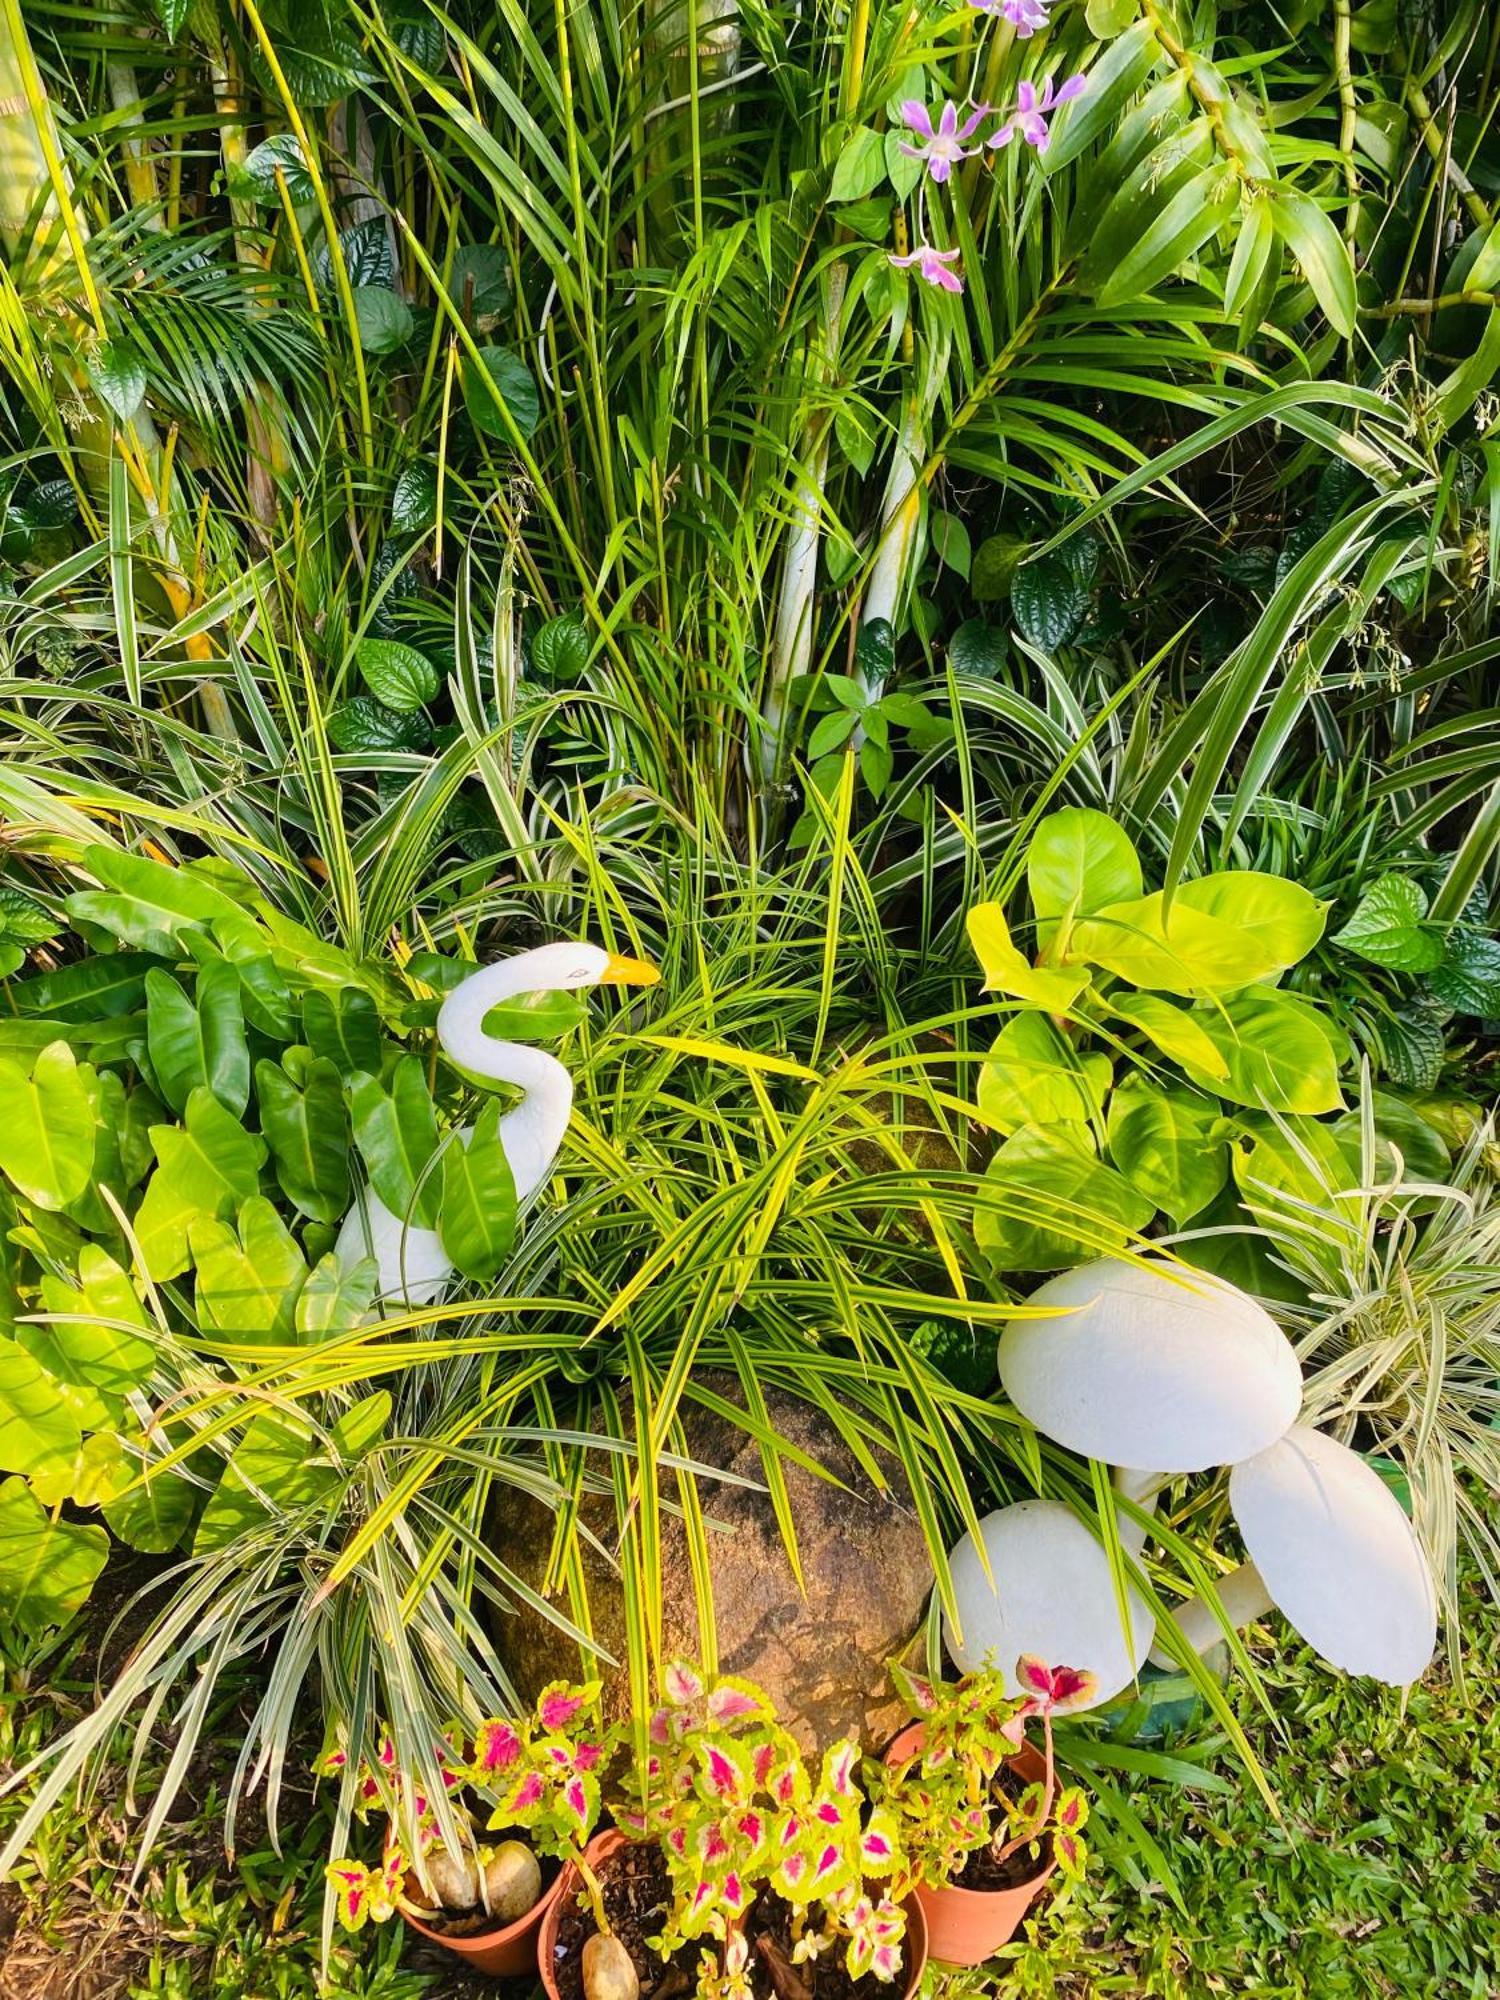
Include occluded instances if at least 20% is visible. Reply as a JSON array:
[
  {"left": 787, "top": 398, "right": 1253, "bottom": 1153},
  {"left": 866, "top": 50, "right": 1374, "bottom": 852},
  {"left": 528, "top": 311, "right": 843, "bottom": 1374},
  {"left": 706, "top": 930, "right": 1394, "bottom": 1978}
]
[
  {"left": 990, "top": 73, "right": 1088, "bottom": 153},
  {"left": 898, "top": 99, "right": 989, "bottom": 184},
  {"left": 970, "top": 0, "right": 1052, "bottom": 34},
  {"left": 976, "top": 0, "right": 1056, "bottom": 31},
  {"left": 888, "top": 245, "right": 964, "bottom": 294}
]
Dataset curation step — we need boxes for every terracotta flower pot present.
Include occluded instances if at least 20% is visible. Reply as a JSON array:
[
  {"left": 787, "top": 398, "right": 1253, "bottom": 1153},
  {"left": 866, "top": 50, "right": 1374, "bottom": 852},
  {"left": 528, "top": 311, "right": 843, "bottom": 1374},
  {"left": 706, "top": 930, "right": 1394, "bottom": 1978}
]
[
  {"left": 540, "top": 1830, "right": 930, "bottom": 2000},
  {"left": 539, "top": 1826, "right": 630, "bottom": 2000},
  {"left": 883, "top": 1722, "right": 1055, "bottom": 1968},
  {"left": 395, "top": 1836, "right": 563, "bottom": 1979}
]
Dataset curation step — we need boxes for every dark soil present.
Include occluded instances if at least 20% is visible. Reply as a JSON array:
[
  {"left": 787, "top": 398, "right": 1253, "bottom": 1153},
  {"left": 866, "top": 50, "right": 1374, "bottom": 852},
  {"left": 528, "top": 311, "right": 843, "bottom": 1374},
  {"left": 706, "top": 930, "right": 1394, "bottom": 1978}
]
[
  {"left": 407, "top": 1850, "right": 559, "bottom": 1936},
  {"left": 953, "top": 1765, "right": 1052, "bottom": 1892},
  {"left": 744, "top": 1891, "right": 911, "bottom": 2000},
  {"left": 552, "top": 1843, "right": 696, "bottom": 2000}
]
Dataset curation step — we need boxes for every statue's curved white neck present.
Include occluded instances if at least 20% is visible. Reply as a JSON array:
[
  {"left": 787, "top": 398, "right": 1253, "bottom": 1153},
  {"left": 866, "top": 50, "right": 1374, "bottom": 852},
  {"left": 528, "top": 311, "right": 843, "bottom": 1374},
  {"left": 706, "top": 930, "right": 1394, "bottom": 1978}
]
[{"left": 436, "top": 956, "right": 575, "bottom": 1202}]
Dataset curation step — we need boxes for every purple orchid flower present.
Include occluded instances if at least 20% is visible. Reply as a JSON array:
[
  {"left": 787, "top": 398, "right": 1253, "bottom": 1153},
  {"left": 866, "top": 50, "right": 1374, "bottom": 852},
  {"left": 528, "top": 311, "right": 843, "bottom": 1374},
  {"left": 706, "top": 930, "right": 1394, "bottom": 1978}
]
[
  {"left": 898, "top": 99, "right": 990, "bottom": 185},
  {"left": 969, "top": 0, "right": 1052, "bottom": 34},
  {"left": 888, "top": 245, "right": 964, "bottom": 295},
  {"left": 990, "top": 73, "right": 1088, "bottom": 153}
]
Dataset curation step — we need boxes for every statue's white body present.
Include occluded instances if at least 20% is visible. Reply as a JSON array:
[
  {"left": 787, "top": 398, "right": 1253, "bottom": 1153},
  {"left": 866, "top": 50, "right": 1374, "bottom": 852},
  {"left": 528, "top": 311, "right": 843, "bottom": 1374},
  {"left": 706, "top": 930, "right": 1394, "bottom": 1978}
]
[{"left": 335, "top": 941, "right": 655, "bottom": 1306}]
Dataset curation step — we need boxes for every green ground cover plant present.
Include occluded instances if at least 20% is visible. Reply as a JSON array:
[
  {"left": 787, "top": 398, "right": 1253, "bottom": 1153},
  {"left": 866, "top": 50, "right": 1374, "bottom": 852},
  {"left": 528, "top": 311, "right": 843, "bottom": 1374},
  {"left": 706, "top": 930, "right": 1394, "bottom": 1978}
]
[{"left": 0, "top": 0, "right": 1497, "bottom": 1992}]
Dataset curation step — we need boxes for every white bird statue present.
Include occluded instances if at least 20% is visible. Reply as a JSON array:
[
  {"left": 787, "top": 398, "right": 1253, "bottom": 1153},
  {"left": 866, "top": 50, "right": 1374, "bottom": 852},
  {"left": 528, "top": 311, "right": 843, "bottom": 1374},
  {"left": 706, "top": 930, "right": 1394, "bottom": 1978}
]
[{"left": 335, "top": 940, "right": 659, "bottom": 1306}]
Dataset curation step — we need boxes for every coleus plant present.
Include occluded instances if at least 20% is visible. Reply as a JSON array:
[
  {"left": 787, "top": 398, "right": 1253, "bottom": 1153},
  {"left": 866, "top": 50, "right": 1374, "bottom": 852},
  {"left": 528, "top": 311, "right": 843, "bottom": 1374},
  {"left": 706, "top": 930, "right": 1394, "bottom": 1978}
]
[
  {"left": 323, "top": 1680, "right": 611, "bottom": 1932},
  {"left": 619, "top": 1662, "right": 910, "bottom": 1996},
  {"left": 320, "top": 1725, "right": 469, "bottom": 1931},
  {"left": 882, "top": 1657, "right": 1092, "bottom": 1888},
  {"left": 477, "top": 1677, "right": 610, "bottom": 1866}
]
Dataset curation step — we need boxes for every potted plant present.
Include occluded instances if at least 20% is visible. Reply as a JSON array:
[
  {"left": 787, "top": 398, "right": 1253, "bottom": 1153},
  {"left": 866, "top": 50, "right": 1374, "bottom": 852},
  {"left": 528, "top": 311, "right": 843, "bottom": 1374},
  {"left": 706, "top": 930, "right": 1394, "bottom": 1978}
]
[
  {"left": 323, "top": 1680, "right": 610, "bottom": 1976},
  {"left": 878, "top": 1657, "right": 1092, "bottom": 1967},
  {"left": 540, "top": 1661, "right": 927, "bottom": 2000}
]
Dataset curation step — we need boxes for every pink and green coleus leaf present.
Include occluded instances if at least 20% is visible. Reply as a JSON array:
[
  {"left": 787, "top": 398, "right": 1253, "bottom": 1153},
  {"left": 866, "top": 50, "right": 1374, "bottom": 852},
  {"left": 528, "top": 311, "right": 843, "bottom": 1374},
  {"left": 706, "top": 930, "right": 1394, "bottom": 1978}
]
[
  {"left": 704, "top": 1677, "right": 769, "bottom": 1727},
  {"left": 473, "top": 1719, "right": 525, "bottom": 1774},
  {"left": 820, "top": 1739, "right": 861, "bottom": 1800},
  {"left": 1013, "top": 1655, "right": 1098, "bottom": 1712},
  {"left": 1054, "top": 1827, "right": 1088, "bottom": 1880},
  {"left": 1055, "top": 1786, "right": 1089, "bottom": 1832},
  {"left": 693, "top": 1734, "right": 756, "bottom": 1807},
  {"left": 889, "top": 1660, "right": 940, "bottom": 1717},
  {"left": 858, "top": 1807, "right": 902, "bottom": 1878},
  {"left": 534, "top": 1678, "right": 601, "bottom": 1733},
  {"left": 663, "top": 1660, "right": 707, "bottom": 1706}
]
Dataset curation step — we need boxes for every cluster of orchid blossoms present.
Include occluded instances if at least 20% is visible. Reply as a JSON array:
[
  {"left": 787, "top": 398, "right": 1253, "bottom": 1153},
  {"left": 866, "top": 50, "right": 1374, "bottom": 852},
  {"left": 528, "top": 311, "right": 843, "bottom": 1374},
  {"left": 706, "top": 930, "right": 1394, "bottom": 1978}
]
[
  {"left": 323, "top": 1679, "right": 609, "bottom": 1931},
  {"left": 889, "top": 47, "right": 1088, "bottom": 295},
  {"left": 617, "top": 1662, "right": 910, "bottom": 1997}
]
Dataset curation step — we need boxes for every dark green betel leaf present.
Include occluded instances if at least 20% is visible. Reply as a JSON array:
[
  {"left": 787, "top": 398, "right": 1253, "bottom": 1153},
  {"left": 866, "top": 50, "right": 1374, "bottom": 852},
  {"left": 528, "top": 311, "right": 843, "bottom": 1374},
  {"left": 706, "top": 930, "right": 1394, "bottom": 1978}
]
[
  {"left": 531, "top": 611, "right": 591, "bottom": 684},
  {"left": 1332, "top": 875, "right": 1443, "bottom": 972},
  {"left": 947, "top": 619, "right": 1007, "bottom": 678},
  {"left": 1427, "top": 929, "right": 1500, "bottom": 1017},
  {"left": 88, "top": 340, "right": 147, "bottom": 423},
  {"left": 327, "top": 695, "right": 432, "bottom": 753},
  {"left": 354, "top": 637, "right": 440, "bottom": 711},
  {"left": 391, "top": 461, "right": 440, "bottom": 537},
  {"left": 450, "top": 243, "right": 513, "bottom": 321},
  {"left": 464, "top": 345, "right": 541, "bottom": 442},
  {"left": 352, "top": 285, "right": 415, "bottom": 355},
  {"left": 1011, "top": 549, "right": 1093, "bottom": 651},
  {"left": 235, "top": 133, "right": 315, "bottom": 206}
]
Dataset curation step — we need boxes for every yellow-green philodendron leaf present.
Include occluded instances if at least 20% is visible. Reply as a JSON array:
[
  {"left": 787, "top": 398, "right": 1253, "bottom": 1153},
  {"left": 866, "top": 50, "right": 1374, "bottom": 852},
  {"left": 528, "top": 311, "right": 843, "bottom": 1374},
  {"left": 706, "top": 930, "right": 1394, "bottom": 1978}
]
[
  {"left": 978, "top": 1012, "right": 1112, "bottom": 1135},
  {"left": 967, "top": 905, "right": 1091, "bottom": 1011}
]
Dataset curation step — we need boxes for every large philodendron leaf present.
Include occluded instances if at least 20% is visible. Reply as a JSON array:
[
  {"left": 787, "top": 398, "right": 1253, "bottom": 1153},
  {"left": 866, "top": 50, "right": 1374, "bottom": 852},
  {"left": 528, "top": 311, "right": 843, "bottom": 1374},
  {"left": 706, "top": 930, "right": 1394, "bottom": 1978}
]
[
  {"left": 348, "top": 1057, "right": 443, "bottom": 1228},
  {"left": 0, "top": 1041, "right": 96, "bottom": 1210},
  {"left": 975, "top": 1122, "right": 1154, "bottom": 1272},
  {"left": 0, "top": 1335, "right": 82, "bottom": 1477},
  {"left": 977, "top": 1012, "right": 1111, "bottom": 1137},
  {"left": 0, "top": 1476, "right": 108, "bottom": 1634},
  {"left": 133, "top": 1087, "right": 268, "bottom": 1281},
  {"left": 302, "top": 987, "right": 384, "bottom": 1074},
  {"left": 438, "top": 1099, "right": 517, "bottom": 1282},
  {"left": 258, "top": 1056, "right": 351, "bottom": 1222},
  {"left": 191, "top": 1198, "right": 309, "bottom": 1344},
  {"left": 194, "top": 1393, "right": 391, "bottom": 1554},
  {"left": 1067, "top": 873, "right": 1327, "bottom": 995},
  {"left": 967, "top": 904, "right": 1090, "bottom": 1011},
  {"left": 1105, "top": 1082, "right": 1229, "bottom": 1227},
  {"left": 1184, "top": 991, "right": 1346, "bottom": 1115},
  {"left": 1027, "top": 808, "right": 1143, "bottom": 949},
  {"left": 145, "top": 963, "right": 250, "bottom": 1116},
  {"left": 28, "top": 1247, "right": 155, "bottom": 1426},
  {"left": 64, "top": 846, "right": 253, "bottom": 957}
]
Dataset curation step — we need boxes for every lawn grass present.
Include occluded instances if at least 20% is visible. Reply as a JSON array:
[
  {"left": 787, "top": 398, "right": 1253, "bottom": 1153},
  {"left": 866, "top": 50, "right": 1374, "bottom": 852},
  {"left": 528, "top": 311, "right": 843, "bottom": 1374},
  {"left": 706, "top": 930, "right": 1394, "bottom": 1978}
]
[{"left": 2, "top": 1561, "right": 1493, "bottom": 2000}]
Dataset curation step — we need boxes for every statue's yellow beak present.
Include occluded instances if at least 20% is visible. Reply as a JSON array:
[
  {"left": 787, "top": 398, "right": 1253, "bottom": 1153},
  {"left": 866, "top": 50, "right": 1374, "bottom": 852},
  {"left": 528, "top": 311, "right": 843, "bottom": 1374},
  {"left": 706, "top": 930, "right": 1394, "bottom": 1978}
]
[{"left": 598, "top": 951, "right": 660, "bottom": 987}]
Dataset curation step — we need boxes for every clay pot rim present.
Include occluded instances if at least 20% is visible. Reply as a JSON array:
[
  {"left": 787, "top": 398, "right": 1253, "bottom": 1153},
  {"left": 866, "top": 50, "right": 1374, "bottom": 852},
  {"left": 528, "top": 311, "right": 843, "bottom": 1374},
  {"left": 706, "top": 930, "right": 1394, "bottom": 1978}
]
[
  {"left": 386, "top": 1823, "right": 563, "bottom": 1949},
  {"left": 881, "top": 1722, "right": 1057, "bottom": 1899}
]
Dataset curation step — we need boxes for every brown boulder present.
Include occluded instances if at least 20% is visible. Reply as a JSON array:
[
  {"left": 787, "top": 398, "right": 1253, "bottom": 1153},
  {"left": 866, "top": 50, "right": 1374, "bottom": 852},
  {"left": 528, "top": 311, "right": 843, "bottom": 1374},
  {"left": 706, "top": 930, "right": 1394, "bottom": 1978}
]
[{"left": 492, "top": 1376, "right": 933, "bottom": 1752}]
